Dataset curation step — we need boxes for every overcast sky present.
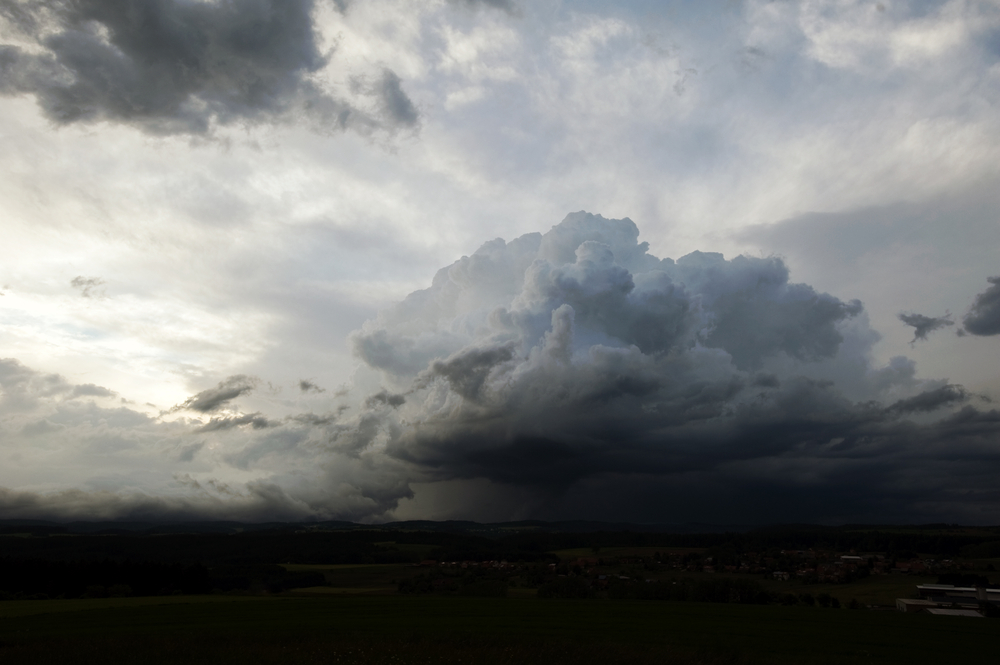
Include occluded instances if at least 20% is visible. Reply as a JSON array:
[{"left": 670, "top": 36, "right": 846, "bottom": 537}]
[{"left": 1, "top": 0, "right": 998, "bottom": 525}]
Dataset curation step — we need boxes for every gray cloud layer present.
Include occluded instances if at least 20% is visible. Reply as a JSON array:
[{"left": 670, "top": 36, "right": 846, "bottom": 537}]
[{"left": 0, "top": 0, "right": 418, "bottom": 135}]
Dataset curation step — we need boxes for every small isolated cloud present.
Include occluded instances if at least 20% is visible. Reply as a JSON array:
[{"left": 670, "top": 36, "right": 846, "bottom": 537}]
[
  {"left": 898, "top": 311, "right": 953, "bottom": 344},
  {"left": 176, "top": 375, "right": 258, "bottom": 413},
  {"left": 197, "top": 412, "right": 274, "bottom": 432},
  {"left": 0, "top": 0, "right": 419, "bottom": 136},
  {"left": 299, "top": 379, "right": 325, "bottom": 393},
  {"left": 70, "top": 276, "right": 105, "bottom": 298},
  {"left": 962, "top": 276, "right": 1000, "bottom": 336}
]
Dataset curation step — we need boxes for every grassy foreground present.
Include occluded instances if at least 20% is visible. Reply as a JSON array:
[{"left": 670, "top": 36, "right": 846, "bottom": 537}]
[{"left": 1, "top": 595, "right": 998, "bottom": 664}]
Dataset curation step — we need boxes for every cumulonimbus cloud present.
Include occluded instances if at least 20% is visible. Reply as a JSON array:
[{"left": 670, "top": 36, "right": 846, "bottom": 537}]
[
  {"left": 0, "top": 0, "right": 418, "bottom": 136},
  {"left": 338, "top": 212, "right": 1000, "bottom": 522}
]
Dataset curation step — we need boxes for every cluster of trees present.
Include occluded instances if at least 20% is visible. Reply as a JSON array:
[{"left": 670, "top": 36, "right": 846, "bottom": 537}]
[
  {"left": 498, "top": 527, "right": 1000, "bottom": 559},
  {"left": 959, "top": 541, "right": 1000, "bottom": 559}
]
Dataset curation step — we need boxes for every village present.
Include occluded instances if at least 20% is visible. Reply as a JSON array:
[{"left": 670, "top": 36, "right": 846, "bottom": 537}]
[{"left": 401, "top": 546, "right": 998, "bottom": 616}]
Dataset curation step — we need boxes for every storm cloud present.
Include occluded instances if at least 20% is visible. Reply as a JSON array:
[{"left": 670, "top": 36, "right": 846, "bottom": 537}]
[
  {"left": 341, "top": 212, "right": 1000, "bottom": 522},
  {"left": 0, "top": 0, "right": 417, "bottom": 135},
  {"left": 963, "top": 276, "right": 1000, "bottom": 336}
]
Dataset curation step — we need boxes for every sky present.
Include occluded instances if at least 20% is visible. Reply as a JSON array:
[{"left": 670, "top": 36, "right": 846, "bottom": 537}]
[{"left": 0, "top": 0, "right": 999, "bottom": 525}]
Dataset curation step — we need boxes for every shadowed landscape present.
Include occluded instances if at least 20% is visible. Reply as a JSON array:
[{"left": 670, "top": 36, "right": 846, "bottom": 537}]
[{"left": 2, "top": 520, "right": 998, "bottom": 663}]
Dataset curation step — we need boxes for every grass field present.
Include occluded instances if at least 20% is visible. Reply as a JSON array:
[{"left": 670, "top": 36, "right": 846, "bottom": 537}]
[
  {"left": 0, "top": 594, "right": 997, "bottom": 664},
  {"left": 773, "top": 575, "right": 937, "bottom": 607}
]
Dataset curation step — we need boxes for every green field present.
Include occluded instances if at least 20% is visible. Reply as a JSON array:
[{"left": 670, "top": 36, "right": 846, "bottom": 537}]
[{"left": 0, "top": 594, "right": 997, "bottom": 664}]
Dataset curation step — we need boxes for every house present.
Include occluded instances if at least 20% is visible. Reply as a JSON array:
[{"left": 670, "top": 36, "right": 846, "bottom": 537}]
[
  {"left": 896, "top": 584, "right": 1000, "bottom": 615},
  {"left": 895, "top": 599, "right": 938, "bottom": 613},
  {"left": 916, "top": 584, "right": 1000, "bottom": 604}
]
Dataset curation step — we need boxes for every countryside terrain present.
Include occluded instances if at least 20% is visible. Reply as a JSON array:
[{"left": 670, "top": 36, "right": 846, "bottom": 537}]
[{"left": 1, "top": 520, "right": 998, "bottom": 663}]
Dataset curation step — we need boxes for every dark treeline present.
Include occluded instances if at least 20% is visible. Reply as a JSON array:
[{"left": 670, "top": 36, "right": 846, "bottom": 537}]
[
  {"left": 0, "top": 529, "right": 490, "bottom": 565},
  {"left": 3, "top": 526, "right": 997, "bottom": 567},
  {"left": 0, "top": 558, "right": 328, "bottom": 600},
  {"left": 0, "top": 529, "right": 561, "bottom": 567}
]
